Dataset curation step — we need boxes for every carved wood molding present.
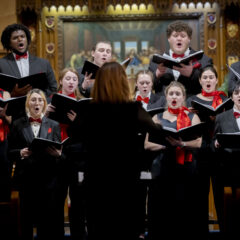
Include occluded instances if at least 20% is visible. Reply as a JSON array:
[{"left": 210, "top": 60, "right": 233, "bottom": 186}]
[{"left": 16, "top": 0, "right": 240, "bottom": 14}]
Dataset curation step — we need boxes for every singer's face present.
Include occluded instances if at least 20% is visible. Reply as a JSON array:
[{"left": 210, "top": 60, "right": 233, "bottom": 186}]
[
  {"left": 232, "top": 87, "right": 240, "bottom": 110},
  {"left": 61, "top": 71, "right": 79, "bottom": 96},
  {"left": 166, "top": 86, "right": 185, "bottom": 109},
  {"left": 168, "top": 31, "right": 190, "bottom": 55},
  {"left": 28, "top": 93, "right": 45, "bottom": 118},
  {"left": 136, "top": 74, "right": 153, "bottom": 97},
  {"left": 199, "top": 69, "right": 218, "bottom": 93},
  {"left": 9, "top": 30, "right": 28, "bottom": 53},
  {"left": 92, "top": 42, "right": 112, "bottom": 67}
]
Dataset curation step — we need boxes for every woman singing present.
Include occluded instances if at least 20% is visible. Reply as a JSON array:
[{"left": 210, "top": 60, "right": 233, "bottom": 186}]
[
  {"left": 145, "top": 81, "right": 202, "bottom": 240},
  {"left": 8, "top": 89, "right": 65, "bottom": 240}
]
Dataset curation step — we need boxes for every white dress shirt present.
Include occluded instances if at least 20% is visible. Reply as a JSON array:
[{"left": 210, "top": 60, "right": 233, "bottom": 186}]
[
  {"left": 13, "top": 52, "right": 29, "bottom": 77},
  {"left": 135, "top": 91, "right": 151, "bottom": 110},
  {"left": 163, "top": 48, "right": 190, "bottom": 80}
]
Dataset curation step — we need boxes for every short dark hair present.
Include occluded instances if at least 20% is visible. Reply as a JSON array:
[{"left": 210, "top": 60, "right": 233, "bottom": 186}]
[
  {"left": 1, "top": 23, "right": 31, "bottom": 51},
  {"left": 166, "top": 21, "right": 192, "bottom": 38},
  {"left": 229, "top": 81, "right": 240, "bottom": 97}
]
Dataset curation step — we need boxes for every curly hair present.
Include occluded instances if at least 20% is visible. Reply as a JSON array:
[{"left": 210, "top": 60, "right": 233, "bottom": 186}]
[
  {"left": 1, "top": 23, "right": 31, "bottom": 51},
  {"left": 166, "top": 21, "right": 192, "bottom": 39}
]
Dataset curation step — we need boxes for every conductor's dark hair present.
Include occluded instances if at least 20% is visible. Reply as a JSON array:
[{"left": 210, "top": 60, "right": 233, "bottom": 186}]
[
  {"left": 1, "top": 23, "right": 31, "bottom": 51},
  {"left": 166, "top": 21, "right": 192, "bottom": 38}
]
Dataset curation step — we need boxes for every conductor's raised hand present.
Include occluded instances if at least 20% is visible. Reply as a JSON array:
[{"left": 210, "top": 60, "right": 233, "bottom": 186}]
[{"left": 11, "top": 83, "right": 32, "bottom": 97}]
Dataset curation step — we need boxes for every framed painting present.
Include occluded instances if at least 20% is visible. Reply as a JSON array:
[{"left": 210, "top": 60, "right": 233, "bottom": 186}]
[{"left": 57, "top": 13, "right": 204, "bottom": 76}]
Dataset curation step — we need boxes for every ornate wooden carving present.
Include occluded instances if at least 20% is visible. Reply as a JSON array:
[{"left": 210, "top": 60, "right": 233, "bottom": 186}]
[{"left": 16, "top": 0, "right": 240, "bottom": 13}]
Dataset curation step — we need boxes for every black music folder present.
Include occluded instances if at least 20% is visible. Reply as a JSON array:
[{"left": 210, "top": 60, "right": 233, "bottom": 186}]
[
  {"left": 0, "top": 95, "right": 25, "bottom": 108},
  {"left": 147, "top": 107, "right": 165, "bottom": 117},
  {"left": 216, "top": 133, "right": 240, "bottom": 148},
  {"left": 0, "top": 95, "right": 27, "bottom": 116},
  {"left": 152, "top": 50, "right": 204, "bottom": 68},
  {"left": 191, "top": 98, "right": 233, "bottom": 116},
  {"left": 0, "top": 72, "right": 48, "bottom": 93},
  {"left": 81, "top": 60, "right": 99, "bottom": 79},
  {"left": 149, "top": 122, "right": 205, "bottom": 145},
  {"left": 29, "top": 137, "right": 70, "bottom": 151},
  {"left": 48, "top": 93, "right": 92, "bottom": 124}
]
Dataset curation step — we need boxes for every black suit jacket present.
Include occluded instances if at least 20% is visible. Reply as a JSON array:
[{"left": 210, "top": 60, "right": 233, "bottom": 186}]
[
  {"left": 214, "top": 108, "right": 240, "bottom": 134},
  {"left": 147, "top": 92, "right": 161, "bottom": 109},
  {"left": 0, "top": 53, "right": 57, "bottom": 100},
  {"left": 148, "top": 48, "right": 213, "bottom": 97},
  {"left": 8, "top": 116, "right": 62, "bottom": 184}
]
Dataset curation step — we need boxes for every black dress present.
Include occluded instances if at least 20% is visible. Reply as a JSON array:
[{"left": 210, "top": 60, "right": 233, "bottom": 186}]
[
  {"left": 148, "top": 111, "right": 205, "bottom": 240},
  {"left": 68, "top": 101, "right": 162, "bottom": 240}
]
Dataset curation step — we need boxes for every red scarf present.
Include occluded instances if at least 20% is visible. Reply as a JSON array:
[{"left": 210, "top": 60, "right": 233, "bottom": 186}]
[
  {"left": 0, "top": 88, "right": 9, "bottom": 142},
  {"left": 168, "top": 106, "right": 192, "bottom": 165},
  {"left": 201, "top": 90, "right": 226, "bottom": 109},
  {"left": 58, "top": 91, "right": 76, "bottom": 141}
]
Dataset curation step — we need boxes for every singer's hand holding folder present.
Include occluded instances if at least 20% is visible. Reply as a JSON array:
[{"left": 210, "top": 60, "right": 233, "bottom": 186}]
[
  {"left": 29, "top": 137, "right": 70, "bottom": 151},
  {"left": 48, "top": 93, "right": 92, "bottom": 124},
  {"left": 191, "top": 98, "right": 233, "bottom": 116},
  {"left": 0, "top": 95, "right": 27, "bottom": 116},
  {"left": 149, "top": 122, "right": 205, "bottom": 146},
  {"left": 152, "top": 50, "right": 204, "bottom": 68},
  {"left": 81, "top": 61, "right": 99, "bottom": 79}
]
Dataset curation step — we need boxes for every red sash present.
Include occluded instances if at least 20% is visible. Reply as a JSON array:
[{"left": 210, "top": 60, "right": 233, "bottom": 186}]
[
  {"left": 0, "top": 88, "right": 9, "bottom": 142},
  {"left": 201, "top": 90, "right": 226, "bottom": 109},
  {"left": 168, "top": 106, "right": 192, "bottom": 165}
]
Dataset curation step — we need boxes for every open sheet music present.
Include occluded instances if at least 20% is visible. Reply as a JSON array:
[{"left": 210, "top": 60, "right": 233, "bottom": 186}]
[
  {"left": 191, "top": 98, "right": 233, "bottom": 116},
  {"left": 48, "top": 93, "right": 92, "bottom": 124},
  {"left": 29, "top": 137, "right": 70, "bottom": 151},
  {"left": 152, "top": 50, "right": 204, "bottom": 68},
  {"left": 149, "top": 122, "right": 205, "bottom": 146}
]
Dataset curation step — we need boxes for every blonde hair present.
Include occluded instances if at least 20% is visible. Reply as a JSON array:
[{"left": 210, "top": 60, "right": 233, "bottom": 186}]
[
  {"left": 165, "top": 81, "right": 186, "bottom": 98},
  {"left": 164, "top": 81, "right": 187, "bottom": 107},
  {"left": 91, "top": 61, "right": 131, "bottom": 103},
  {"left": 58, "top": 67, "right": 82, "bottom": 100},
  {"left": 25, "top": 88, "right": 47, "bottom": 114}
]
